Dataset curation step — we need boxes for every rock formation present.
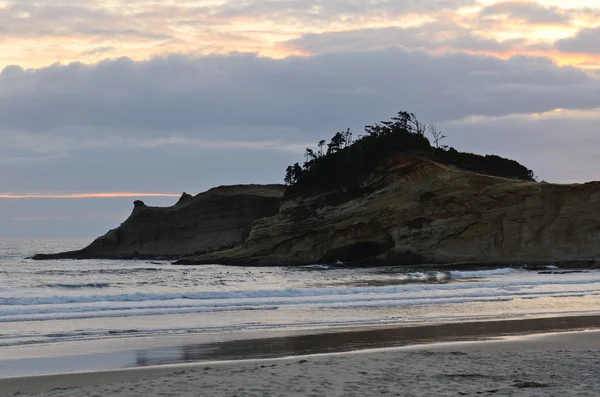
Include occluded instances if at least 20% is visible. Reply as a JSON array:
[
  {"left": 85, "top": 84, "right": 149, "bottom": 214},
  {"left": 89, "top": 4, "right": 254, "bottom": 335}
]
[
  {"left": 176, "top": 156, "right": 600, "bottom": 267},
  {"left": 32, "top": 184, "right": 285, "bottom": 260}
]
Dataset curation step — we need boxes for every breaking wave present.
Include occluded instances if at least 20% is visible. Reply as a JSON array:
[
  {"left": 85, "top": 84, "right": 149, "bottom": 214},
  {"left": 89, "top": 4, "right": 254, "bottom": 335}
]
[{"left": 40, "top": 282, "right": 111, "bottom": 289}]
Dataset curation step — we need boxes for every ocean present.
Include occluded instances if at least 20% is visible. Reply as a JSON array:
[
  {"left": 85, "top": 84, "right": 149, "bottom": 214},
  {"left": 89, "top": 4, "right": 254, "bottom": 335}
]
[{"left": 2, "top": 238, "right": 600, "bottom": 351}]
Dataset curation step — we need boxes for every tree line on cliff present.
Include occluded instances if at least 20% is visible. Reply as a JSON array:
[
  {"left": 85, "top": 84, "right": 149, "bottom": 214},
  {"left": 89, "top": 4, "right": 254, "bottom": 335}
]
[{"left": 284, "top": 111, "right": 535, "bottom": 191}]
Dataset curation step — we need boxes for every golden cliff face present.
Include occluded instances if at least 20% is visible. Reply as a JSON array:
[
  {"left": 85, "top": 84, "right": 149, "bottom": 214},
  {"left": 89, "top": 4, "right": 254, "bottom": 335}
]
[{"left": 179, "top": 156, "right": 600, "bottom": 266}]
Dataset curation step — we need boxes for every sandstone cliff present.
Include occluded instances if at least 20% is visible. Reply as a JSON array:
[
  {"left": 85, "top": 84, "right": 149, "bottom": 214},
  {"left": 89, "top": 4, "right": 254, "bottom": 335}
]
[
  {"left": 176, "top": 156, "right": 600, "bottom": 266},
  {"left": 33, "top": 184, "right": 285, "bottom": 260}
]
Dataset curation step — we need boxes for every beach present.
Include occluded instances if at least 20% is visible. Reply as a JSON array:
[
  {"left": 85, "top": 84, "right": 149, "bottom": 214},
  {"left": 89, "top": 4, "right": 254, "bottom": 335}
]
[
  {"left": 2, "top": 328, "right": 600, "bottom": 396},
  {"left": 3, "top": 240, "right": 600, "bottom": 395}
]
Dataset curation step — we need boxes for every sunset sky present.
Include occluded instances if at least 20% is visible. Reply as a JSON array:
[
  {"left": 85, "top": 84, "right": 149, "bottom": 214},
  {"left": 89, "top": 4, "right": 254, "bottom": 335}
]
[{"left": 1, "top": 0, "right": 600, "bottom": 237}]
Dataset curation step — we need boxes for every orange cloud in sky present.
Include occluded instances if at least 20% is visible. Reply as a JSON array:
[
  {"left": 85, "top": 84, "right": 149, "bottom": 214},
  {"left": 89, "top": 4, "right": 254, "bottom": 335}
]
[
  {"left": 1, "top": 0, "right": 599, "bottom": 70},
  {"left": 0, "top": 193, "right": 181, "bottom": 199},
  {"left": 456, "top": 47, "right": 600, "bottom": 70}
]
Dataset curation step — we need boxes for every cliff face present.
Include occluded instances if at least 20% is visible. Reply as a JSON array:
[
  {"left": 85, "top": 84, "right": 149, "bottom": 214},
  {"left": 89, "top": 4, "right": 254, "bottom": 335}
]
[
  {"left": 177, "top": 156, "right": 600, "bottom": 266},
  {"left": 33, "top": 184, "right": 285, "bottom": 260}
]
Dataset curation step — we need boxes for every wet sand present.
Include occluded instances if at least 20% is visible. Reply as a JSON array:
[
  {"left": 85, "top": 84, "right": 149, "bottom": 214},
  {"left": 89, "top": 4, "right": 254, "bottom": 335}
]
[
  {"left": 3, "top": 313, "right": 600, "bottom": 378},
  {"left": 2, "top": 315, "right": 600, "bottom": 396}
]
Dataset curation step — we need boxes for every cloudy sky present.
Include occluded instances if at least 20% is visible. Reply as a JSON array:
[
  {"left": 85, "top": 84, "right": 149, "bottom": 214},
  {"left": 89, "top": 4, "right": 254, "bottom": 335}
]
[{"left": 1, "top": 0, "right": 600, "bottom": 238}]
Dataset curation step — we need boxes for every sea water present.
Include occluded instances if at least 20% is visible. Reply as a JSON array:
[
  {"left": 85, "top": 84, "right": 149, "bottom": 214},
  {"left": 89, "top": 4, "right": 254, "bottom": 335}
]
[{"left": 2, "top": 238, "right": 600, "bottom": 349}]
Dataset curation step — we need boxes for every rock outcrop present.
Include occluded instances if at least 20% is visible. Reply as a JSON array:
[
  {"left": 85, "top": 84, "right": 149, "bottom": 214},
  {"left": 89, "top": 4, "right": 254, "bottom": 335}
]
[
  {"left": 176, "top": 156, "right": 600, "bottom": 266},
  {"left": 33, "top": 184, "right": 285, "bottom": 260}
]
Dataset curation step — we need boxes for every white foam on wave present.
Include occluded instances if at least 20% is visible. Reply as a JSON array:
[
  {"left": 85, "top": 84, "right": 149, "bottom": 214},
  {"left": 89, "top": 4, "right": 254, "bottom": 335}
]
[
  {"left": 302, "top": 264, "right": 331, "bottom": 270},
  {"left": 3, "top": 269, "right": 599, "bottom": 307},
  {"left": 4, "top": 284, "right": 600, "bottom": 317},
  {"left": 2, "top": 289, "right": 599, "bottom": 324},
  {"left": 450, "top": 268, "right": 515, "bottom": 278},
  {"left": 2, "top": 269, "right": 600, "bottom": 323}
]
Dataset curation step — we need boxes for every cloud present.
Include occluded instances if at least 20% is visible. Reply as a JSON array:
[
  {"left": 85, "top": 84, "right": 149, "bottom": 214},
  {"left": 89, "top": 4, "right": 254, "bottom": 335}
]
[
  {"left": 12, "top": 217, "right": 71, "bottom": 221},
  {"left": 211, "top": 0, "right": 477, "bottom": 19},
  {"left": 1, "top": 50, "right": 596, "bottom": 141},
  {"left": 0, "top": 0, "right": 477, "bottom": 44},
  {"left": 0, "top": 48, "right": 598, "bottom": 198},
  {"left": 81, "top": 46, "right": 117, "bottom": 56},
  {"left": 439, "top": 108, "right": 600, "bottom": 183},
  {"left": 0, "top": 2, "right": 172, "bottom": 40},
  {"left": 138, "top": 136, "right": 307, "bottom": 152},
  {"left": 8, "top": 0, "right": 596, "bottom": 70},
  {"left": 480, "top": 1, "right": 571, "bottom": 24},
  {"left": 280, "top": 23, "right": 525, "bottom": 54},
  {"left": 555, "top": 27, "right": 600, "bottom": 54}
]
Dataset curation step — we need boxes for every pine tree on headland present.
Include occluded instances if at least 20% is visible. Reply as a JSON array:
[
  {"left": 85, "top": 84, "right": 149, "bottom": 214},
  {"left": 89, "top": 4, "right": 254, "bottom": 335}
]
[
  {"left": 293, "top": 163, "right": 303, "bottom": 182},
  {"left": 327, "top": 132, "right": 346, "bottom": 154},
  {"left": 284, "top": 165, "right": 294, "bottom": 186},
  {"left": 318, "top": 140, "right": 326, "bottom": 157},
  {"left": 284, "top": 163, "right": 304, "bottom": 185}
]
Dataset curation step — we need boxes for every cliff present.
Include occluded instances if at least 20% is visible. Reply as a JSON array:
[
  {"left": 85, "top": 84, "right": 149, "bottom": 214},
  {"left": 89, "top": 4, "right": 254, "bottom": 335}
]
[
  {"left": 176, "top": 156, "right": 600, "bottom": 266},
  {"left": 32, "top": 184, "right": 285, "bottom": 260}
]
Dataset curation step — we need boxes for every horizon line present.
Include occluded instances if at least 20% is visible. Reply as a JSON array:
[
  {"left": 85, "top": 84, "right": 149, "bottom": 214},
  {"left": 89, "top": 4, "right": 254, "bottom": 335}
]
[{"left": 0, "top": 192, "right": 182, "bottom": 199}]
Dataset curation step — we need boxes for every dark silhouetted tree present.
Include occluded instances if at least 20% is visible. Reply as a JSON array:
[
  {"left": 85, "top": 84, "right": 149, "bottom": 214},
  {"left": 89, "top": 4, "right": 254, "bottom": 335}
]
[
  {"left": 304, "top": 148, "right": 315, "bottom": 162},
  {"left": 391, "top": 111, "right": 426, "bottom": 135},
  {"left": 318, "top": 140, "right": 326, "bottom": 157},
  {"left": 427, "top": 124, "right": 446, "bottom": 148},
  {"left": 327, "top": 132, "right": 346, "bottom": 154},
  {"left": 284, "top": 165, "right": 294, "bottom": 185},
  {"left": 293, "top": 163, "right": 303, "bottom": 181},
  {"left": 344, "top": 128, "right": 352, "bottom": 147},
  {"left": 284, "top": 163, "right": 304, "bottom": 185}
]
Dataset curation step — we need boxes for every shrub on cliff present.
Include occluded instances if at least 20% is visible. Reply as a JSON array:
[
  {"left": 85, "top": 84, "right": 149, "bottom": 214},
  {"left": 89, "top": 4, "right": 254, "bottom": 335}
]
[
  {"left": 433, "top": 147, "right": 534, "bottom": 181},
  {"left": 285, "top": 111, "right": 534, "bottom": 193}
]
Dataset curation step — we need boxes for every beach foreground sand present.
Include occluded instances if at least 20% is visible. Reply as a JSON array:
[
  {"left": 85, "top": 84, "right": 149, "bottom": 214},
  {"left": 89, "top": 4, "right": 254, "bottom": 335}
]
[{"left": 2, "top": 330, "right": 600, "bottom": 397}]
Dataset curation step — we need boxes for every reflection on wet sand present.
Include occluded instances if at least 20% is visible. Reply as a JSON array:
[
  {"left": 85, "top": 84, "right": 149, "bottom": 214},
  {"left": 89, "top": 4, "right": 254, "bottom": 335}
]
[{"left": 133, "top": 314, "right": 600, "bottom": 368}]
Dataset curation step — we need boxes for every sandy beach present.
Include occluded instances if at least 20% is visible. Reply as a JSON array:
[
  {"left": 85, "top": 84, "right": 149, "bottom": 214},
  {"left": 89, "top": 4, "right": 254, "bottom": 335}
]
[
  {"left": 2, "top": 325, "right": 600, "bottom": 396},
  {"left": 4, "top": 249, "right": 600, "bottom": 396}
]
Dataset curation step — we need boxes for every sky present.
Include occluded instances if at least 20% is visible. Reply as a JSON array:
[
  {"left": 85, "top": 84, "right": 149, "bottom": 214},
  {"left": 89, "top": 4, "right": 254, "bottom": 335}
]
[{"left": 1, "top": 0, "right": 600, "bottom": 238}]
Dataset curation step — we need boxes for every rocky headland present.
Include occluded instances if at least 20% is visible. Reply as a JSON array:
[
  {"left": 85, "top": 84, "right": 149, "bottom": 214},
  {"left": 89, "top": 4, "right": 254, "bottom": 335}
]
[
  {"left": 32, "top": 184, "right": 285, "bottom": 260},
  {"left": 33, "top": 112, "right": 600, "bottom": 267},
  {"left": 176, "top": 156, "right": 600, "bottom": 267}
]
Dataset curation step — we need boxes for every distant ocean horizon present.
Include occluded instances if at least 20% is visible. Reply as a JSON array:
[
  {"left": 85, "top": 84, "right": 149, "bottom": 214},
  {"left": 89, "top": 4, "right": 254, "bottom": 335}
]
[{"left": 2, "top": 238, "right": 600, "bottom": 351}]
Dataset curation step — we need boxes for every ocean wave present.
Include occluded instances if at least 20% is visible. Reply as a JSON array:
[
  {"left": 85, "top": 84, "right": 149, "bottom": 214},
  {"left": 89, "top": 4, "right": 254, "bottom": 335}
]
[
  {"left": 0, "top": 305, "right": 278, "bottom": 323},
  {"left": 5, "top": 306, "right": 600, "bottom": 348},
  {"left": 2, "top": 290, "right": 600, "bottom": 323},
  {"left": 3, "top": 270, "right": 600, "bottom": 307},
  {"left": 1, "top": 285, "right": 600, "bottom": 320},
  {"left": 40, "top": 282, "right": 111, "bottom": 289},
  {"left": 34, "top": 267, "right": 163, "bottom": 276},
  {"left": 302, "top": 264, "right": 332, "bottom": 270},
  {"left": 449, "top": 268, "right": 515, "bottom": 278}
]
